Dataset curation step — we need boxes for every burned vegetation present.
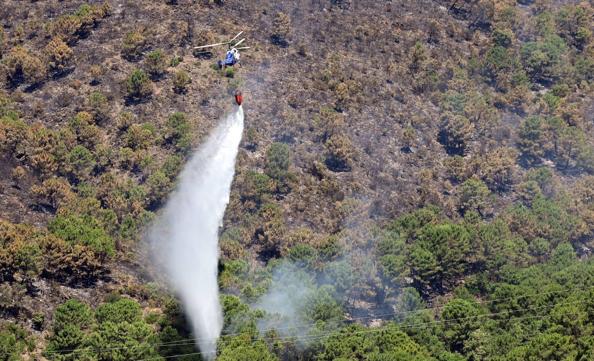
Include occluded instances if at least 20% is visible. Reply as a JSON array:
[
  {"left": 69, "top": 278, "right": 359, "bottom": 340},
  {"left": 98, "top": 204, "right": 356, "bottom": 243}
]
[{"left": 0, "top": 0, "right": 593, "bottom": 360}]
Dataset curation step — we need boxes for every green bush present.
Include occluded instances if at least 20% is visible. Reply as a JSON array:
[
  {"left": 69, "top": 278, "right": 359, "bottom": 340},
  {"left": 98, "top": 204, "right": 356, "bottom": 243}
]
[
  {"left": 53, "top": 299, "right": 94, "bottom": 332},
  {"left": 521, "top": 35, "right": 568, "bottom": 83},
  {"left": 265, "top": 142, "right": 290, "bottom": 182},
  {"left": 0, "top": 324, "right": 29, "bottom": 361},
  {"left": 88, "top": 91, "right": 109, "bottom": 121},
  {"left": 491, "top": 28, "right": 513, "bottom": 47},
  {"left": 46, "top": 297, "right": 160, "bottom": 361},
  {"left": 126, "top": 69, "right": 152, "bottom": 99},
  {"left": 317, "top": 324, "right": 433, "bottom": 361},
  {"left": 145, "top": 49, "right": 168, "bottom": 78},
  {"left": 240, "top": 171, "right": 273, "bottom": 208},
  {"left": 169, "top": 55, "right": 182, "bottom": 67},
  {"left": 68, "top": 111, "right": 101, "bottom": 149},
  {"left": 441, "top": 298, "right": 483, "bottom": 352},
  {"left": 409, "top": 222, "right": 471, "bottom": 293},
  {"left": 225, "top": 66, "right": 235, "bottom": 78},
  {"left": 146, "top": 170, "right": 171, "bottom": 205},
  {"left": 66, "top": 145, "right": 96, "bottom": 180},
  {"left": 163, "top": 112, "right": 191, "bottom": 153},
  {"left": 457, "top": 178, "right": 490, "bottom": 215},
  {"left": 124, "top": 123, "right": 157, "bottom": 149},
  {"left": 48, "top": 214, "right": 115, "bottom": 259},
  {"left": 482, "top": 45, "right": 517, "bottom": 81},
  {"left": 122, "top": 31, "right": 146, "bottom": 61},
  {"left": 95, "top": 298, "right": 142, "bottom": 324},
  {"left": 162, "top": 154, "right": 182, "bottom": 179},
  {"left": 172, "top": 70, "right": 191, "bottom": 93}
]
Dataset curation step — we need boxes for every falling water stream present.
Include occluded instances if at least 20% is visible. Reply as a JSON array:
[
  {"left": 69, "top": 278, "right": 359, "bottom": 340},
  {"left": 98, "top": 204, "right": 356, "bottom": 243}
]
[{"left": 150, "top": 107, "right": 244, "bottom": 359}]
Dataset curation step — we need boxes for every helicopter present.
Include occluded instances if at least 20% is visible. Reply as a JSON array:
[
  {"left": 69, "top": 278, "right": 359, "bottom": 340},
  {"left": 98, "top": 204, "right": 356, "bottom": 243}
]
[{"left": 193, "top": 31, "right": 250, "bottom": 69}]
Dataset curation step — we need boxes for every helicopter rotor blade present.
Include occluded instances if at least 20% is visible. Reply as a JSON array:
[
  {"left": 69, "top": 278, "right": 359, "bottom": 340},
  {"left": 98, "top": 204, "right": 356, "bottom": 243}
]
[
  {"left": 228, "top": 31, "right": 244, "bottom": 43},
  {"left": 232, "top": 38, "right": 246, "bottom": 47},
  {"left": 193, "top": 42, "right": 227, "bottom": 49}
]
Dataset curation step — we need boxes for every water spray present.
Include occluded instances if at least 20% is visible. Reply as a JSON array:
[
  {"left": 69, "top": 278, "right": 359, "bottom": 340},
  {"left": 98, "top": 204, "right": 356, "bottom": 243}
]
[{"left": 150, "top": 107, "right": 244, "bottom": 359}]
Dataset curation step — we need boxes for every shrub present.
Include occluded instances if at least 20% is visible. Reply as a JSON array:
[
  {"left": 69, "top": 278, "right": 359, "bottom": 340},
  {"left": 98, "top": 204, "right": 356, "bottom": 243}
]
[
  {"left": 31, "top": 177, "right": 74, "bottom": 210},
  {"left": 164, "top": 112, "right": 191, "bottom": 153},
  {"left": 0, "top": 115, "right": 27, "bottom": 155},
  {"left": 0, "top": 325, "right": 28, "bottom": 360},
  {"left": 172, "top": 70, "right": 191, "bottom": 93},
  {"left": 66, "top": 145, "right": 96, "bottom": 180},
  {"left": 68, "top": 111, "right": 101, "bottom": 149},
  {"left": 2, "top": 46, "right": 46, "bottom": 86},
  {"left": 41, "top": 235, "right": 106, "bottom": 283},
  {"left": 162, "top": 154, "right": 182, "bottom": 179},
  {"left": 255, "top": 203, "right": 286, "bottom": 253},
  {"left": 521, "top": 35, "right": 568, "bottom": 83},
  {"left": 479, "top": 147, "right": 517, "bottom": 192},
  {"left": 556, "top": 4, "right": 593, "bottom": 50},
  {"left": 95, "top": 298, "right": 141, "bottom": 324},
  {"left": 0, "top": 224, "right": 43, "bottom": 283},
  {"left": 239, "top": 171, "right": 273, "bottom": 208},
  {"left": 49, "top": 15, "right": 82, "bottom": 44},
  {"left": 48, "top": 214, "right": 115, "bottom": 260},
  {"left": 324, "top": 134, "right": 354, "bottom": 172},
  {"left": 574, "top": 54, "right": 594, "bottom": 81},
  {"left": 518, "top": 116, "right": 545, "bottom": 163},
  {"left": 441, "top": 298, "right": 483, "bottom": 351},
  {"left": 409, "top": 42, "right": 428, "bottom": 73},
  {"left": 409, "top": 222, "right": 471, "bottom": 293},
  {"left": 75, "top": 3, "right": 111, "bottom": 35},
  {"left": 10, "top": 166, "right": 26, "bottom": 188},
  {"left": 52, "top": 299, "right": 94, "bottom": 332},
  {"left": 271, "top": 12, "right": 291, "bottom": 46},
  {"left": 542, "top": 92, "right": 560, "bottom": 112},
  {"left": 126, "top": 69, "right": 152, "bottom": 99},
  {"left": 88, "top": 91, "right": 109, "bottom": 121},
  {"left": 491, "top": 27, "right": 513, "bottom": 47},
  {"left": 122, "top": 30, "right": 146, "bottom": 61},
  {"left": 457, "top": 178, "right": 490, "bottom": 215},
  {"left": 23, "top": 124, "right": 75, "bottom": 176},
  {"left": 440, "top": 114, "right": 474, "bottom": 156},
  {"left": 48, "top": 3, "right": 110, "bottom": 44},
  {"left": 125, "top": 123, "right": 157, "bottom": 149},
  {"left": 44, "top": 37, "right": 73, "bottom": 74},
  {"left": 145, "top": 49, "right": 168, "bottom": 78},
  {"left": 265, "top": 142, "right": 290, "bottom": 182},
  {"left": 146, "top": 171, "right": 170, "bottom": 206},
  {"left": 116, "top": 111, "right": 134, "bottom": 131},
  {"left": 482, "top": 45, "right": 516, "bottom": 80},
  {"left": 224, "top": 66, "right": 234, "bottom": 78},
  {"left": 170, "top": 55, "right": 182, "bottom": 67},
  {"left": 89, "top": 64, "right": 104, "bottom": 85}
]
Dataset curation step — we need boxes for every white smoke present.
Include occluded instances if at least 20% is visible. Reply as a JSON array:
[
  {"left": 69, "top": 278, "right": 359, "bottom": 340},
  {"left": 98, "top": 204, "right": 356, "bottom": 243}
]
[{"left": 150, "top": 108, "right": 244, "bottom": 359}]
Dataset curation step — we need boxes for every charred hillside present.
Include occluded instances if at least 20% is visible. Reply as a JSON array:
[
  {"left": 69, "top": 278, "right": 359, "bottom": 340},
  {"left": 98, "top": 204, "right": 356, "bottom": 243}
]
[{"left": 0, "top": 0, "right": 593, "bottom": 360}]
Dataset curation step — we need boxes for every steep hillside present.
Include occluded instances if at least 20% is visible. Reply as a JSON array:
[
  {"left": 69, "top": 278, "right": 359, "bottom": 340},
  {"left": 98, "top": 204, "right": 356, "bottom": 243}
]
[{"left": 0, "top": 0, "right": 593, "bottom": 360}]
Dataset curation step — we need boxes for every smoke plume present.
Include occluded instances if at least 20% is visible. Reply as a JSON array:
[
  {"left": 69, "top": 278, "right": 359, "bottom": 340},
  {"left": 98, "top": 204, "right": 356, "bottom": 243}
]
[{"left": 150, "top": 108, "right": 244, "bottom": 359}]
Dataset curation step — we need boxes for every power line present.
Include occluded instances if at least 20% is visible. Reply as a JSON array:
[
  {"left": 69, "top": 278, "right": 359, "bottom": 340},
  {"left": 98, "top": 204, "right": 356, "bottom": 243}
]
[
  {"left": 43, "top": 285, "right": 587, "bottom": 355},
  {"left": 133, "top": 310, "right": 570, "bottom": 361},
  {"left": 43, "top": 294, "right": 587, "bottom": 358},
  {"left": 139, "top": 284, "right": 585, "bottom": 349}
]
